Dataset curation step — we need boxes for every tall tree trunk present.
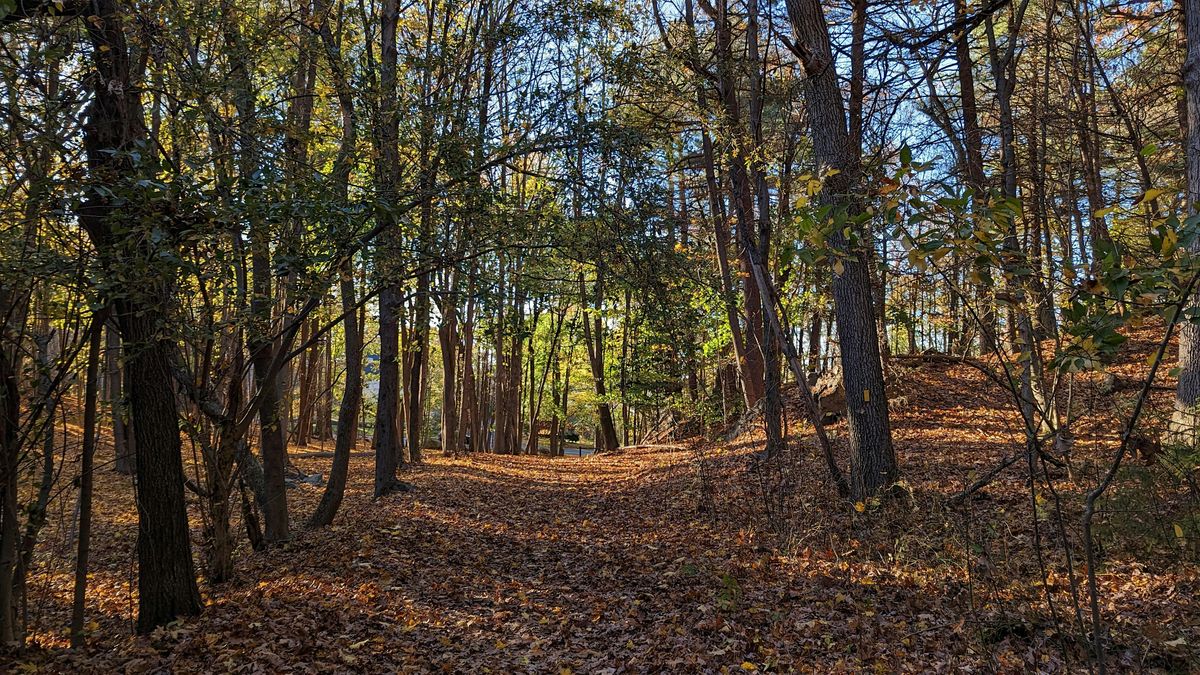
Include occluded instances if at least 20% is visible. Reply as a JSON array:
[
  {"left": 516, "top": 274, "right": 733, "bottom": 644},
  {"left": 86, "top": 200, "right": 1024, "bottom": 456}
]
[
  {"left": 746, "top": 0, "right": 783, "bottom": 457},
  {"left": 1174, "top": 0, "right": 1200, "bottom": 442},
  {"left": 786, "top": 0, "right": 897, "bottom": 498},
  {"left": 438, "top": 276, "right": 460, "bottom": 456},
  {"left": 460, "top": 272, "right": 479, "bottom": 453},
  {"left": 310, "top": 274, "right": 363, "bottom": 526},
  {"left": 707, "top": 0, "right": 766, "bottom": 407},
  {"left": 222, "top": 4, "right": 289, "bottom": 543},
  {"left": 582, "top": 271, "right": 620, "bottom": 452},
  {"left": 295, "top": 319, "right": 320, "bottom": 446},
  {"left": 407, "top": 279, "right": 430, "bottom": 463},
  {"left": 373, "top": 0, "right": 405, "bottom": 493},
  {"left": 0, "top": 324, "right": 22, "bottom": 643},
  {"left": 70, "top": 315, "right": 104, "bottom": 647},
  {"left": 984, "top": 3, "right": 1053, "bottom": 439},
  {"left": 406, "top": 0, "right": 442, "bottom": 465},
  {"left": 375, "top": 287, "right": 404, "bottom": 491},
  {"left": 507, "top": 286, "right": 525, "bottom": 453},
  {"left": 955, "top": 0, "right": 997, "bottom": 355},
  {"left": 493, "top": 263, "right": 510, "bottom": 453},
  {"left": 619, "top": 290, "right": 631, "bottom": 447},
  {"left": 107, "top": 323, "right": 134, "bottom": 475},
  {"left": 1068, "top": 0, "right": 1115, "bottom": 272},
  {"left": 76, "top": 0, "right": 201, "bottom": 632},
  {"left": 682, "top": 0, "right": 761, "bottom": 408},
  {"left": 309, "top": 0, "right": 362, "bottom": 526},
  {"left": 119, "top": 309, "right": 203, "bottom": 632}
]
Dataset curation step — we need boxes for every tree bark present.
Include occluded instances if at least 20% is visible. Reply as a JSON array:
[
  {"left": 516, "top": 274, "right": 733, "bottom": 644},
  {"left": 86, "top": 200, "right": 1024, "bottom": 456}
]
[
  {"left": 375, "top": 286, "right": 404, "bottom": 491},
  {"left": 438, "top": 282, "right": 460, "bottom": 456},
  {"left": 75, "top": 0, "right": 201, "bottom": 632},
  {"left": 746, "top": 0, "right": 783, "bottom": 457},
  {"left": 707, "top": 0, "right": 766, "bottom": 407},
  {"left": 786, "top": 0, "right": 898, "bottom": 498},
  {"left": 70, "top": 314, "right": 104, "bottom": 647},
  {"left": 1175, "top": 0, "right": 1200, "bottom": 442},
  {"left": 309, "top": 275, "right": 363, "bottom": 526},
  {"left": 309, "top": 0, "right": 362, "bottom": 525},
  {"left": 119, "top": 309, "right": 203, "bottom": 632},
  {"left": 582, "top": 271, "right": 620, "bottom": 452},
  {"left": 221, "top": 4, "right": 289, "bottom": 543},
  {"left": 373, "top": 0, "right": 405, "bottom": 493},
  {"left": 106, "top": 323, "right": 134, "bottom": 474},
  {"left": 682, "top": 0, "right": 761, "bottom": 408},
  {"left": 955, "top": 0, "right": 997, "bottom": 356}
]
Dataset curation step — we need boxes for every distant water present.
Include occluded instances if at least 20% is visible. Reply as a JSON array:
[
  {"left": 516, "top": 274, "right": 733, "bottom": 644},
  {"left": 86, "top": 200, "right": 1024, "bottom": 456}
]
[{"left": 537, "top": 440, "right": 595, "bottom": 457}]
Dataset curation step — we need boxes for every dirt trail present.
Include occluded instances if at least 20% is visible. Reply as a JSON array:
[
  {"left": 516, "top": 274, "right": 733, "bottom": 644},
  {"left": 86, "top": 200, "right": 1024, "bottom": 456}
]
[{"left": 22, "top": 448, "right": 773, "bottom": 672}]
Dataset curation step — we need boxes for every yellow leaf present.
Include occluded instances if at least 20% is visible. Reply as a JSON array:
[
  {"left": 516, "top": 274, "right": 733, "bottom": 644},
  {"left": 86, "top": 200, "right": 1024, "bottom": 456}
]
[
  {"left": 833, "top": 259, "right": 845, "bottom": 276},
  {"left": 854, "top": 501, "right": 866, "bottom": 513},
  {"left": 1174, "top": 523, "right": 1185, "bottom": 539},
  {"left": 863, "top": 389, "right": 870, "bottom": 402},
  {"left": 561, "top": 669, "right": 573, "bottom": 675},
  {"left": 1136, "top": 188, "right": 1165, "bottom": 205},
  {"left": 741, "top": 662, "right": 758, "bottom": 671},
  {"left": 495, "top": 639, "right": 507, "bottom": 650}
]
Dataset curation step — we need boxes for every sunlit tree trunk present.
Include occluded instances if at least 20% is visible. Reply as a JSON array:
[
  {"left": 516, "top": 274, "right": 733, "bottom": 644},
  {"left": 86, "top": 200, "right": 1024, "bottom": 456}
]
[
  {"left": 309, "top": 0, "right": 362, "bottom": 525},
  {"left": 955, "top": 0, "right": 997, "bottom": 356},
  {"left": 786, "top": 0, "right": 897, "bottom": 498},
  {"left": 679, "top": 0, "right": 761, "bottom": 409},
  {"left": 1174, "top": 0, "right": 1200, "bottom": 443}
]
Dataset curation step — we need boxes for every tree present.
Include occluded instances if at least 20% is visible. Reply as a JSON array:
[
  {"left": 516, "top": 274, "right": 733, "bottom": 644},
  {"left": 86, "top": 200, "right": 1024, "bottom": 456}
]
[
  {"left": 76, "top": 0, "right": 201, "bottom": 632},
  {"left": 1175, "top": 0, "right": 1200, "bottom": 442},
  {"left": 785, "top": 0, "right": 898, "bottom": 498}
]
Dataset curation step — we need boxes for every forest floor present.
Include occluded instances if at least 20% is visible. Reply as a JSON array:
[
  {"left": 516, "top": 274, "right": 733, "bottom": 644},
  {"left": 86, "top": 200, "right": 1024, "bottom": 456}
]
[{"left": 8, "top": 332, "right": 1200, "bottom": 673}]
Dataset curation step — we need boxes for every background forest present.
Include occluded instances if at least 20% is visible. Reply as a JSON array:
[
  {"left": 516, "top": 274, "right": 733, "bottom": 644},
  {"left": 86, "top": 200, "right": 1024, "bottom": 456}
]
[{"left": 1, "top": 0, "right": 1199, "bottom": 670}]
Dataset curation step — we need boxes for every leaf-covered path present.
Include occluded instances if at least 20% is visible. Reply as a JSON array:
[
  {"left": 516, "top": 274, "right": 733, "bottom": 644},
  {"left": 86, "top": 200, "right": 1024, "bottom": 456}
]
[
  {"left": 19, "top": 440, "right": 985, "bottom": 673},
  {"left": 25, "top": 447, "right": 795, "bottom": 673}
]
